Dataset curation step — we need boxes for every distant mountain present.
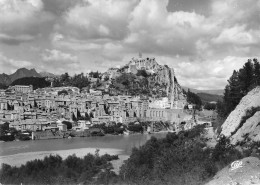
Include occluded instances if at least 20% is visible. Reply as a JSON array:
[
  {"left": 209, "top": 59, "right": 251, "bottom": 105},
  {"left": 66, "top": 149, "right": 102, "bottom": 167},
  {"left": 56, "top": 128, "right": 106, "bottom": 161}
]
[
  {"left": 39, "top": 71, "right": 57, "bottom": 77},
  {"left": 0, "top": 68, "right": 41, "bottom": 86},
  {"left": 182, "top": 86, "right": 224, "bottom": 96},
  {"left": 0, "top": 73, "right": 11, "bottom": 86},
  {"left": 197, "top": 92, "right": 223, "bottom": 104},
  {"left": 0, "top": 83, "right": 8, "bottom": 89}
]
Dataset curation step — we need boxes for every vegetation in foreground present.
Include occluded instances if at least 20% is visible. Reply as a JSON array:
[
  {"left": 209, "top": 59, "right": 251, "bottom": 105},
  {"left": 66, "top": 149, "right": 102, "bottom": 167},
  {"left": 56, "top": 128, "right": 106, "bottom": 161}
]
[
  {"left": 217, "top": 58, "right": 260, "bottom": 119},
  {"left": 118, "top": 124, "right": 245, "bottom": 185},
  {"left": 2, "top": 124, "right": 259, "bottom": 185},
  {"left": 0, "top": 150, "right": 118, "bottom": 185}
]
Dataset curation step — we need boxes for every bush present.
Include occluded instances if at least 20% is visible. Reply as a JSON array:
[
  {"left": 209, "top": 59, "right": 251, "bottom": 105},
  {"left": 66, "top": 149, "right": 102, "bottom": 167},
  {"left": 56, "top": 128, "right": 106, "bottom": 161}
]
[
  {"left": 0, "top": 152, "right": 118, "bottom": 184},
  {"left": 118, "top": 124, "right": 245, "bottom": 184}
]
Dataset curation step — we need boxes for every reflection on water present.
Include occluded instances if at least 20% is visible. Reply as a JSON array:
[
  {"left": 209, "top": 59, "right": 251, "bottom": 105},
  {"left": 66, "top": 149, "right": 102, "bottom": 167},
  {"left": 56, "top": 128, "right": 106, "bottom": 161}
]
[{"left": 0, "top": 133, "right": 167, "bottom": 157}]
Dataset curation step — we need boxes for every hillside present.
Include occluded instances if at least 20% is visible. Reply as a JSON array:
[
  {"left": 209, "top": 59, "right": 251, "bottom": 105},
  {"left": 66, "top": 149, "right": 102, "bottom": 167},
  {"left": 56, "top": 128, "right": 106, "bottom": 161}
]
[
  {"left": 0, "top": 83, "right": 8, "bottom": 89},
  {"left": 182, "top": 86, "right": 224, "bottom": 96},
  {"left": 197, "top": 92, "right": 223, "bottom": 103},
  {"left": 11, "top": 77, "right": 51, "bottom": 90},
  {"left": 207, "top": 157, "right": 260, "bottom": 185},
  {"left": 221, "top": 86, "right": 260, "bottom": 144},
  {"left": 39, "top": 71, "right": 57, "bottom": 77},
  {"left": 105, "top": 56, "right": 187, "bottom": 108},
  {"left": 0, "top": 68, "right": 41, "bottom": 86}
]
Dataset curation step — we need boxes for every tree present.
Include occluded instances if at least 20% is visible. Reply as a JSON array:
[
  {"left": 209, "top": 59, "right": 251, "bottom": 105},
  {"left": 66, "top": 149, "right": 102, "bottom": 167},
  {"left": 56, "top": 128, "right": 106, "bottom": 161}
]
[
  {"left": 136, "top": 70, "right": 148, "bottom": 77},
  {"left": 238, "top": 59, "right": 254, "bottom": 95},
  {"left": 253, "top": 58, "right": 260, "bottom": 86},
  {"left": 204, "top": 102, "right": 216, "bottom": 110},
  {"left": 224, "top": 70, "right": 242, "bottom": 115},
  {"left": 185, "top": 89, "right": 202, "bottom": 110},
  {"left": 218, "top": 58, "right": 260, "bottom": 118}
]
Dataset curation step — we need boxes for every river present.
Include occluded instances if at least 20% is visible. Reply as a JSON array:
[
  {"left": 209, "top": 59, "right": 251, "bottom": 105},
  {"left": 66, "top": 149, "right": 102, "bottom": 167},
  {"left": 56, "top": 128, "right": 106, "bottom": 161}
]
[{"left": 0, "top": 133, "right": 168, "bottom": 171}]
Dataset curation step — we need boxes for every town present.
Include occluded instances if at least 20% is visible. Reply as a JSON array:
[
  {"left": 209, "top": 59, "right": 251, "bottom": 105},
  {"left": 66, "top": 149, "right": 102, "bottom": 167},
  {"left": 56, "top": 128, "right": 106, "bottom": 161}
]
[{"left": 0, "top": 56, "right": 215, "bottom": 141}]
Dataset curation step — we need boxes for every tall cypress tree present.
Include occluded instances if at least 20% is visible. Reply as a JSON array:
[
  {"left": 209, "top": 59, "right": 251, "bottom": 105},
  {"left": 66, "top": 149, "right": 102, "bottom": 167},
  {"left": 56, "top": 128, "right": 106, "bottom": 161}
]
[
  {"left": 224, "top": 70, "right": 242, "bottom": 115},
  {"left": 238, "top": 59, "right": 254, "bottom": 95},
  {"left": 218, "top": 58, "right": 260, "bottom": 118},
  {"left": 253, "top": 58, "right": 260, "bottom": 86}
]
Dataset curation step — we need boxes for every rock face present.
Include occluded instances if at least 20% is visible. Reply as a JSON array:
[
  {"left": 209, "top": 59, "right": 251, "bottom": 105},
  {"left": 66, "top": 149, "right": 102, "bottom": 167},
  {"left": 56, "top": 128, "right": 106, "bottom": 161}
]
[
  {"left": 206, "top": 157, "right": 260, "bottom": 185},
  {"left": 121, "top": 56, "right": 186, "bottom": 108},
  {"left": 221, "top": 86, "right": 260, "bottom": 144},
  {"left": 231, "top": 111, "right": 260, "bottom": 144}
]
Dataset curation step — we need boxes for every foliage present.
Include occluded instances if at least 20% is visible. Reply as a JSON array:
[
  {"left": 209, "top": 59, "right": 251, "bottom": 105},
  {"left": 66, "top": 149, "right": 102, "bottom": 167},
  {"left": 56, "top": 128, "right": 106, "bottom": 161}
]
[
  {"left": 58, "top": 90, "right": 68, "bottom": 95},
  {"left": 136, "top": 69, "right": 149, "bottom": 77},
  {"left": 218, "top": 58, "right": 260, "bottom": 118},
  {"left": 53, "top": 73, "right": 90, "bottom": 90},
  {"left": 0, "top": 152, "right": 118, "bottom": 185},
  {"left": 211, "top": 135, "right": 242, "bottom": 168},
  {"left": 127, "top": 123, "right": 144, "bottom": 133},
  {"left": 110, "top": 72, "right": 168, "bottom": 97},
  {"left": 118, "top": 124, "right": 244, "bottom": 185},
  {"left": 204, "top": 102, "right": 217, "bottom": 110},
  {"left": 89, "top": 71, "right": 101, "bottom": 78},
  {"left": 0, "top": 122, "right": 10, "bottom": 137},
  {"left": 184, "top": 89, "right": 202, "bottom": 110},
  {"left": 62, "top": 121, "right": 73, "bottom": 130},
  {"left": 11, "top": 77, "right": 50, "bottom": 90},
  {"left": 0, "top": 124, "right": 23, "bottom": 141},
  {"left": 0, "top": 83, "right": 8, "bottom": 89},
  {"left": 91, "top": 123, "right": 125, "bottom": 135}
]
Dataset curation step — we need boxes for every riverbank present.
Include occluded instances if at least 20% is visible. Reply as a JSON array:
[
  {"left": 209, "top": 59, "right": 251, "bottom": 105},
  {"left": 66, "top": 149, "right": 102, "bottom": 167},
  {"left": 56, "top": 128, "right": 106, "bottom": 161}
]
[
  {"left": 0, "top": 133, "right": 168, "bottom": 174},
  {"left": 0, "top": 147, "right": 129, "bottom": 174}
]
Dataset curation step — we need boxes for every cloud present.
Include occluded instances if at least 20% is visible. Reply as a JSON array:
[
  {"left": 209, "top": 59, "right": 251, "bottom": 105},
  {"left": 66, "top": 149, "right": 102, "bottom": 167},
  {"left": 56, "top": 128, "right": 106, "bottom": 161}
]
[
  {"left": 174, "top": 56, "right": 251, "bottom": 89},
  {"left": 0, "top": 53, "right": 32, "bottom": 74},
  {"left": 1, "top": 0, "right": 260, "bottom": 90},
  {"left": 42, "top": 49, "right": 78, "bottom": 63},
  {"left": 124, "top": 0, "right": 211, "bottom": 56},
  {"left": 212, "top": 25, "right": 259, "bottom": 45},
  {"left": 0, "top": 33, "right": 35, "bottom": 45},
  {"left": 61, "top": 0, "right": 138, "bottom": 40},
  {"left": 0, "top": 0, "right": 54, "bottom": 45},
  {"left": 40, "top": 49, "right": 80, "bottom": 74}
]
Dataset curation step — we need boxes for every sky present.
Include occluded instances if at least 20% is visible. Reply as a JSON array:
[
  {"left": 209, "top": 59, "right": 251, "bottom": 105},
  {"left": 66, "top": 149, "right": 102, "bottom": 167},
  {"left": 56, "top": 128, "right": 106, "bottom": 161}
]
[{"left": 0, "top": 0, "right": 260, "bottom": 90}]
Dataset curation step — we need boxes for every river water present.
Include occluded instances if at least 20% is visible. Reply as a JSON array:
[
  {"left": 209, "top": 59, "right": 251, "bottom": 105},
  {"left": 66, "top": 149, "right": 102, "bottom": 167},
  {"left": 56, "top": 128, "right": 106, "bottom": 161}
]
[{"left": 0, "top": 133, "right": 168, "bottom": 168}]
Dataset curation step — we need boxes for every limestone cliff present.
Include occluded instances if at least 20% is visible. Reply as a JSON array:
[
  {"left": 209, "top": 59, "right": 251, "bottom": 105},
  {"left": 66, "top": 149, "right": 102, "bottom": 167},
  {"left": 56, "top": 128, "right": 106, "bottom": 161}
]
[
  {"left": 220, "top": 86, "right": 260, "bottom": 144},
  {"left": 111, "top": 56, "right": 186, "bottom": 108}
]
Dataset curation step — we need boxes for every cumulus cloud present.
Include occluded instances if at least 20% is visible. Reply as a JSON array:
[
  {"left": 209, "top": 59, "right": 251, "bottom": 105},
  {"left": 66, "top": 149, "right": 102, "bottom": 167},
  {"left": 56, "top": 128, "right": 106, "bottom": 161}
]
[
  {"left": 0, "top": 0, "right": 54, "bottom": 45},
  {"left": 0, "top": 33, "right": 35, "bottom": 45},
  {"left": 42, "top": 49, "right": 78, "bottom": 63},
  {"left": 61, "top": 0, "right": 138, "bottom": 40},
  {"left": 174, "top": 56, "right": 251, "bottom": 89},
  {"left": 40, "top": 49, "right": 80, "bottom": 74},
  {"left": 1, "top": 0, "right": 260, "bottom": 89},
  {"left": 0, "top": 53, "right": 32, "bottom": 74}
]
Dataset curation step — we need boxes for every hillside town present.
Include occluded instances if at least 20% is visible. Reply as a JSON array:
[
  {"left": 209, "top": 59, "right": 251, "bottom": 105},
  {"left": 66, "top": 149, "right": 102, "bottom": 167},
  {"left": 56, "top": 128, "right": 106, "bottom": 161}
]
[{"left": 0, "top": 55, "right": 214, "bottom": 141}]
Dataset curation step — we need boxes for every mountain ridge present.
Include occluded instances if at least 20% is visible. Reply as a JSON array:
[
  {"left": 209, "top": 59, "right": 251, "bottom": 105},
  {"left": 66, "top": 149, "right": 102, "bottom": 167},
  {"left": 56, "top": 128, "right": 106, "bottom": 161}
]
[
  {"left": 0, "top": 68, "right": 41, "bottom": 85},
  {"left": 182, "top": 86, "right": 224, "bottom": 96}
]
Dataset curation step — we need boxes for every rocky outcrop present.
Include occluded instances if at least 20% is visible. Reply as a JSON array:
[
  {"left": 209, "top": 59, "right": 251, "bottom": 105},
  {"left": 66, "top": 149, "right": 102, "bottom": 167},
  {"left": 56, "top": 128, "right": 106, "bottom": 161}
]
[
  {"left": 231, "top": 111, "right": 260, "bottom": 144},
  {"left": 221, "top": 86, "right": 260, "bottom": 144},
  {"left": 206, "top": 157, "right": 260, "bottom": 185},
  {"left": 124, "top": 56, "right": 186, "bottom": 107}
]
